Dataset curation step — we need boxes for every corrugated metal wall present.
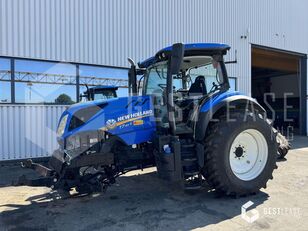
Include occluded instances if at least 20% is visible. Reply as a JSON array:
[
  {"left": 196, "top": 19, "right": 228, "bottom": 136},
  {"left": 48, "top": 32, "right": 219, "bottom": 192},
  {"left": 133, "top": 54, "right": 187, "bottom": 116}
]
[
  {"left": 0, "top": 0, "right": 307, "bottom": 160},
  {"left": 0, "top": 105, "right": 66, "bottom": 160},
  {"left": 1, "top": 0, "right": 308, "bottom": 94}
]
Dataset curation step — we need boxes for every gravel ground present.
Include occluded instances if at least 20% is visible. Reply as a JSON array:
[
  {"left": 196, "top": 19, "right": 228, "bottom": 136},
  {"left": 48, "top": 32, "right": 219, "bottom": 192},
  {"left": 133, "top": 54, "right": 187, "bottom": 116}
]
[{"left": 0, "top": 136, "right": 307, "bottom": 231}]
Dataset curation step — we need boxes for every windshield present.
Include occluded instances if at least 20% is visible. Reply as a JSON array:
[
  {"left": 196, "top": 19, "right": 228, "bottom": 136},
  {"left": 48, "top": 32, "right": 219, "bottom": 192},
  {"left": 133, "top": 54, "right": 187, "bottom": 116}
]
[
  {"left": 145, "top": 63, "right": 182, "bottom": 95},
  {"left": 144, "top": 56, "right": 225, "bottom": 96}
]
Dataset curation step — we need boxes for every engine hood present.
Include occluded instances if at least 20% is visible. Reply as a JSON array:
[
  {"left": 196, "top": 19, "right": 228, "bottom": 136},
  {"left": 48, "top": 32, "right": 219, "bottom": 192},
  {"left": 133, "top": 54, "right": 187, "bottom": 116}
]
[
  {"left": 66, "top": 97, "right": 118, "bottom": 114},
  {"left": 58, "top": 95, "right": 156, "bottom": 145}
]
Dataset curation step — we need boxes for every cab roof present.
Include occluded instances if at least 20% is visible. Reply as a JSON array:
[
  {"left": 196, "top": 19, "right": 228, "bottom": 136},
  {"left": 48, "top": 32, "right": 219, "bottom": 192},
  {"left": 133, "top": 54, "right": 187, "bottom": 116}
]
[{"left": 138, "top": 43, "right": 230, "bottom": 68}]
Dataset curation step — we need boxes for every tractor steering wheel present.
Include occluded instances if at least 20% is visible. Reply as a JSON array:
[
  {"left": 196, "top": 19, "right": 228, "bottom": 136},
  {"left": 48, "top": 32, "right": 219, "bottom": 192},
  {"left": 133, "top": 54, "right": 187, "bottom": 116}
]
[
  {"left": 158, "top": 83, "right": 176, "bottom": 91},
  {"left": 209, "top": 82, "right": 220, "bottom": 93}
]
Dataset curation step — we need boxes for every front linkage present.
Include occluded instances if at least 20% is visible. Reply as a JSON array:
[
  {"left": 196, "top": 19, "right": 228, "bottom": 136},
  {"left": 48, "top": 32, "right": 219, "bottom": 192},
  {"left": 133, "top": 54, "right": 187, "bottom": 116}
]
[{"left": 17, "top": 149, "right": 119, "bottom": 195}]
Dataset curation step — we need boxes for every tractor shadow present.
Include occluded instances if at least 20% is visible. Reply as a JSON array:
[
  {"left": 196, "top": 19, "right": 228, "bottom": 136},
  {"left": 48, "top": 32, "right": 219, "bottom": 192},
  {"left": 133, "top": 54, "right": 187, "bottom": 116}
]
[{"left": 0, "top": 170, "right": 269, "bottom": 230}]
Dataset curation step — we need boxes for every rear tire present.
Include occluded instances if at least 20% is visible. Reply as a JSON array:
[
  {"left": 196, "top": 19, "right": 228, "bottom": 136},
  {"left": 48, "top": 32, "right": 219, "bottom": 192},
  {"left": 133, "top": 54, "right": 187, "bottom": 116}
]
[{"left": 202, "top": 112, "right": 278, "bottom": 196}]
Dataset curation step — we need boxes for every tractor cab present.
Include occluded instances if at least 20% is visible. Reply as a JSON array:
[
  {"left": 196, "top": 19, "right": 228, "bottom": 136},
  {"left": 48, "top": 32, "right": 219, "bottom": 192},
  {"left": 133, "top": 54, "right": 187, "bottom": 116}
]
[
  {"left": 80, "top": 85, "right": 118, "bottom": 102},
  {"left": 132, "top": 43, "right": 231, "bottom": 135}
]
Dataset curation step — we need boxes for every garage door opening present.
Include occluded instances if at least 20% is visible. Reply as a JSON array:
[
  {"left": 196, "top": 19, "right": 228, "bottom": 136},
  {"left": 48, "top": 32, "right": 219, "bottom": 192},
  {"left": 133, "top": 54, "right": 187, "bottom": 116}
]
[{"left": 251, "top": 46, "right": 307, "bottom": 135}]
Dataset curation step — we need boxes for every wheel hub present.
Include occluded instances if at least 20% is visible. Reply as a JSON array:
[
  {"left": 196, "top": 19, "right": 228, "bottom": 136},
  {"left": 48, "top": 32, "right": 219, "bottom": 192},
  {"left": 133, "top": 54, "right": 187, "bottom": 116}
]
[{"left": 234, "top": 145, "right": 245, "bottom": 158}]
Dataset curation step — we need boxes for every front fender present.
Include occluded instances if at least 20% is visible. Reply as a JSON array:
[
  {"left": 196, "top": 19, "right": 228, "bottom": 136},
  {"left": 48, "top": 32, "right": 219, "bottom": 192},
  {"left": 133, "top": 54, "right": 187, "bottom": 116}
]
[{"left": 195, "top": 94, "right": 266, "bottom": 141}]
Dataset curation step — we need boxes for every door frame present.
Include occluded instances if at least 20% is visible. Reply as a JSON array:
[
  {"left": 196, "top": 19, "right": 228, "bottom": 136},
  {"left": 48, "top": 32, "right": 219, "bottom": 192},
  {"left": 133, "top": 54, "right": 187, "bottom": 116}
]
[{"left": 251, "top": 44, "right": 307, "bottom": 135}]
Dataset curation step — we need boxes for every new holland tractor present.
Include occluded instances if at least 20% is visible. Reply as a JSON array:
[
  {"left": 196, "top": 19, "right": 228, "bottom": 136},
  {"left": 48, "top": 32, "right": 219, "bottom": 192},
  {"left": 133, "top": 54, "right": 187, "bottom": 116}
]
[
  {"left": 79, "top": 85, "right": 118, "bottom": 102},
  {"left": 18, "top": 43, "right": 289, "bottom": 196}
]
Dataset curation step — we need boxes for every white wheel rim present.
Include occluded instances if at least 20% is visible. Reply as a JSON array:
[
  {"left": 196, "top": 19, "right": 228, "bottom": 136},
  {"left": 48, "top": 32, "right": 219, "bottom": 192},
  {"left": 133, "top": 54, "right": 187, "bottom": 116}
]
[{"left": 229, "top": 129, "right": 268, "bottom": 181}]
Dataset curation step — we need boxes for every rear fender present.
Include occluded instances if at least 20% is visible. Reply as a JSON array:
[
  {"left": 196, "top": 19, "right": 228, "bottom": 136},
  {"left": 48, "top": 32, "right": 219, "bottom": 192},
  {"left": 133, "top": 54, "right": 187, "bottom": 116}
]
[{"left": 195, "top": 95, "right": 266, "bottom": 141}]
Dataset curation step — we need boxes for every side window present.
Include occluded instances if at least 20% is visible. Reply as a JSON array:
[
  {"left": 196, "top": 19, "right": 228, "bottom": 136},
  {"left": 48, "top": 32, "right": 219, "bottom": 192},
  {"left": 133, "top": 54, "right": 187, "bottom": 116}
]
[
  {"left": 188, "top": 61, "right": 223, "bottom": 92},
  {"left": 229, "top": 77, "right": 237, "bottom": 91}
]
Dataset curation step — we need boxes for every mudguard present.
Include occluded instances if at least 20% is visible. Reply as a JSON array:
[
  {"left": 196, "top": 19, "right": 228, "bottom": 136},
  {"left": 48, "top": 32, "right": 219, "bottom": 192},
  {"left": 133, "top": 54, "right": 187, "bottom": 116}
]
[{"left": 195, "top": 92, "right": 266, "bottom": 141}]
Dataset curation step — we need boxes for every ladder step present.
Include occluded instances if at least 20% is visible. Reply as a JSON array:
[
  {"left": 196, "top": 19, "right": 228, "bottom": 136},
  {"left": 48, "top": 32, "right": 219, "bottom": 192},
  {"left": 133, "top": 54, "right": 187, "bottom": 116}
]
[
  {"left": 184, "top": 177, "right": 202, "bottom": 190},
  {"left": 180, "top": 139, "right": 201, "bottom": 190},
  {"left": 181, "top": 144, "right": 195, "bottom": 148},
  {"left": 181, "top": 152, "right": 195, "bottom": 157},
  {"left": 185, "top": 185, "right": 202, "bottom": 190},
  {"left": 184, "top": 171, "right": 199, "bottom": 176},
  {"left": 175, "top": 125, "right": 193, "bottom": 135},
  {"left": 182, "top": 157, "right": 197, "bottom": 162},
  {"left": 182, "top": 158, "right": 198, "bottom": 167}
]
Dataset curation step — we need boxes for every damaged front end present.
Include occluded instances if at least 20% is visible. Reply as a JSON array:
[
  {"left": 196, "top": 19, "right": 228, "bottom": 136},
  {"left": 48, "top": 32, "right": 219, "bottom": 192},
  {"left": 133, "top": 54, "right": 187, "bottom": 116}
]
[
  {"left": 16, "top": 96, "right": 156, "bottom": 195},
  {"left": 18, "top": 131, "right": 117, "bottom": 194},
  {"left": 17, "top": 101, "right": 120, "bottom": 194}
]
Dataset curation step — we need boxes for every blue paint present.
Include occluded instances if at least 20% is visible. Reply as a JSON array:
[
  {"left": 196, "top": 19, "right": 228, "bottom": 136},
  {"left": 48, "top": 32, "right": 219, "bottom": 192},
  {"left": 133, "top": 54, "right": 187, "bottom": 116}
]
[
  {"left": 59, "top": 96, "right": 156, "bottom": 145},
  {"left": 200, "top": 91, "right": 242, "bottom": 112},
  {"left": 138, "top": 43, "right": 230, "bottom": 68},
  {"left": 59, "top": 91, "right": 245, "bottom": 146},
  {"left": 160, "top": 43, "right": 230, "bottom": 52}
]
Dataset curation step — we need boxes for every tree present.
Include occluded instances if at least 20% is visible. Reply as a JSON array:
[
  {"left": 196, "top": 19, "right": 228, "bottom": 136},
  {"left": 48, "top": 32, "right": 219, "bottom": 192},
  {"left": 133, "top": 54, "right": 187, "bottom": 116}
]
[{"left": 55, "top": 94, "right": 74, "bottom": 105}]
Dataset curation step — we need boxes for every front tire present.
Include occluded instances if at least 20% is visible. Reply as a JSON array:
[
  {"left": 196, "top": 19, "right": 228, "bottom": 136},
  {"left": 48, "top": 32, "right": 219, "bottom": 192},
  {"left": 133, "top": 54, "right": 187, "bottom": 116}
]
[{"left": 202, "top": 112, "right": 278, "bottom": 196}]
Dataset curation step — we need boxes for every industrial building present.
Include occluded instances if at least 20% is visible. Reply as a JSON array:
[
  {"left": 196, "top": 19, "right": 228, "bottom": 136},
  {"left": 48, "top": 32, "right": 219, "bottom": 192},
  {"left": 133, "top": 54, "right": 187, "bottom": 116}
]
[{"left": 0, "top": 0, "right": 307, "bottom": 161}]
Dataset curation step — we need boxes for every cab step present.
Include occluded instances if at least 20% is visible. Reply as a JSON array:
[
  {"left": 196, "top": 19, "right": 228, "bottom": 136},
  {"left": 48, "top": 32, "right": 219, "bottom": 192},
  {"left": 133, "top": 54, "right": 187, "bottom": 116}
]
[
  {"left": 184, "top": 176, "right": 203, "bottom": 190},
  {"left": 175, "top": 124, "right": 194, "bottom": 135},
  {"left": 184, "top": 171, "right": 200, "bottom": 176},
  {"left": 180, "top": 139, "right": 202, "bottom": 190},
  {"left": 182, "top": 157, "right": 198, "bottom": 165}
]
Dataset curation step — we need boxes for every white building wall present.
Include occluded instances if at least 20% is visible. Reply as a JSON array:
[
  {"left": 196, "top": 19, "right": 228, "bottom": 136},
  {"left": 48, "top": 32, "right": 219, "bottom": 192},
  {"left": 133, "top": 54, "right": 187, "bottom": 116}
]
[
  {"left": 0, "top": 0, "right": 307, "bottom": 160},
  {"left": 0, "top": 105, "right": 66, "bottom": 160}
]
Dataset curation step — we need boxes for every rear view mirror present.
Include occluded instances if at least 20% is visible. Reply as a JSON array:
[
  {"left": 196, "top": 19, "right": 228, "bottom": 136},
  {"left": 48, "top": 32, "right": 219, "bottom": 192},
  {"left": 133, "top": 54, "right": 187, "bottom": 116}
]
[
  {"left": 166, "top": 43, "right": 184, "bottom": 135},
  {"left": 128, "top": 58, "right": 137, "bottom": 96},
  {"left": 169, "top": 43, "right": 184, "bottom": 75}
]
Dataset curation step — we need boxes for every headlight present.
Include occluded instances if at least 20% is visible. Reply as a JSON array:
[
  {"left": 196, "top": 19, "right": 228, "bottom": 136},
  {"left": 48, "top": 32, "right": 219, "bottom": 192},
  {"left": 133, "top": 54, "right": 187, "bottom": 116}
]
[
  {"left": 66, "top": 135, "right": 81, "bottom": 151},
  {"left": 57, "top": 114, "right": 68, "bottom": 137},
  {"left": 65, "top": 131, "right": 101, "bottom": 154}
]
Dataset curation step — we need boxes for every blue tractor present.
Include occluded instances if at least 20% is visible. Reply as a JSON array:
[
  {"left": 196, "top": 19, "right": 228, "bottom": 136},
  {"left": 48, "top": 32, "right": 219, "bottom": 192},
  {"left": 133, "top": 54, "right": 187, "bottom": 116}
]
[
  {"left": 19, "top": 43, "right": 289, "bottom": 196},
  {"left": 79, "top": 85, "right": 118, "bottom": 102}
]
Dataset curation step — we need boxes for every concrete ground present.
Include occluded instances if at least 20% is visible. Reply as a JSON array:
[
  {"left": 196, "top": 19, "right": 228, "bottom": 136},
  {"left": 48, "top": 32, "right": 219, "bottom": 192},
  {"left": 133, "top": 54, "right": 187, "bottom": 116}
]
[{"left": 0, "top": 137, "right": 307, "bottom": 231}]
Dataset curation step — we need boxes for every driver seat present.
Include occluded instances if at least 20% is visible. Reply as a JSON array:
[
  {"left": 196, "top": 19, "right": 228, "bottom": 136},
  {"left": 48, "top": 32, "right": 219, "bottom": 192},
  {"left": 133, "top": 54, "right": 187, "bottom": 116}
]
[{"left": 188, "top": 75, "right": 207, "bottom": 96}]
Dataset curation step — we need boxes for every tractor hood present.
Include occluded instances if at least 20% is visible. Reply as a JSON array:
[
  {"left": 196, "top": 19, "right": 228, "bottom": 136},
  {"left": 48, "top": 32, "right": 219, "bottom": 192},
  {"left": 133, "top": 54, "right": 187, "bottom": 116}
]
[
  {"left": 66, "top": 97, "right": 117, "bottom": 114},
  {"left": 57, "top": 95, "right": 156, "bottom": 146}
]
